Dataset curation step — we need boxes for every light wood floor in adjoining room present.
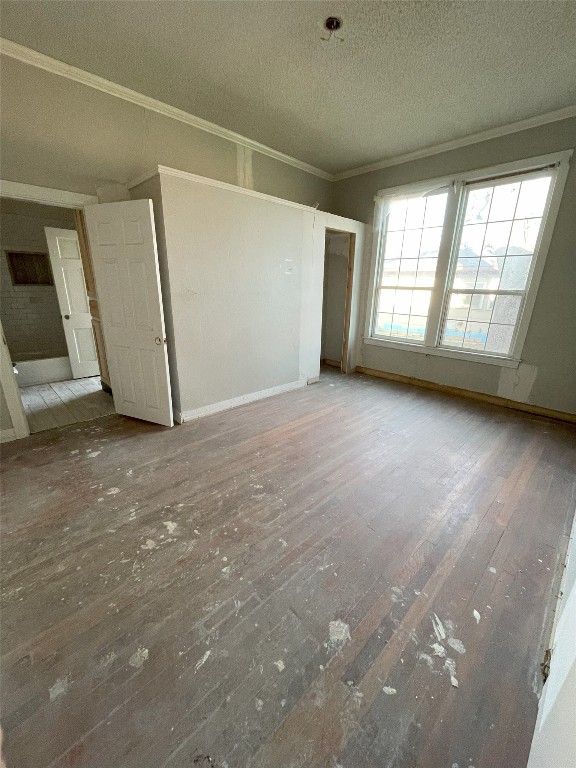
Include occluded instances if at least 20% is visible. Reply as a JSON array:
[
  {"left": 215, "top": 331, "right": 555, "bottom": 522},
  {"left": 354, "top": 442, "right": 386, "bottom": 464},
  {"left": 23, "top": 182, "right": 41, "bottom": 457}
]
[
  {"left": 1, "top": 369, "right": 575, "bottom": 768},
  {"left": 19, "top": 376, "right": 114, "bottom": 433}
]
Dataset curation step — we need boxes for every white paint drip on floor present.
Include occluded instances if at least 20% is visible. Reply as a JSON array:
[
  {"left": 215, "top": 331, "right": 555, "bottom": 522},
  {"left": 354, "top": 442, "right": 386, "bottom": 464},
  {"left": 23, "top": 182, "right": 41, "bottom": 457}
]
[
  {"left": 255, "top": 698, "right": 264, "bottom": 711},
  {"left": 328, "top": 619, "right": 351, "bottom": 649},
  {"left": 489, "top": 566, "right": 497, "bottom": 574},
  {"left": 106, "top": 487, "right": 120, "bottom": 495},
  {"left": 432, "top": 613, "right": 446, "bottom": 642},
  {"left": 448, "top": 638, "right": 466, "bottom": 655},
  {"left": 87, "top": 451, "right": 101, "bottom": 458},
  {"left": 431, "top": 643, "right": 446, "bottom": 658},
  {"left": 418, "top": 653, "right": 435, "bottom": 671},
  {"left": 444, "top": 658, "right": 459, "bottom": 688},
  {"left": 140, "top": 539, "right": 156, "bottom": 550},
  {"left": 221, "top": 565, "right": 231, "bottom": 576},
  {"left": 100, "top": 651, "right": 117, "bottom": 667},
  {"left": 163, "top": 521, "right": 177, "bottom": 534},
  {"left": 129, "top": 647, "right": 149, "bottom": 668},
  {"left": 49, "top": 676, "right": 69, "bottom": 701},
  {"left": 473, "top": 609, "right": 481, "bottom": 623},
  {"left": 194, "top": 649, "right": 212, "bottom": 672},
  {"left": 382, "top": 686, "right": 397, "bottom": 695},
  {"left": 274, "top": 660, "right": 285, "bottom": 671}
]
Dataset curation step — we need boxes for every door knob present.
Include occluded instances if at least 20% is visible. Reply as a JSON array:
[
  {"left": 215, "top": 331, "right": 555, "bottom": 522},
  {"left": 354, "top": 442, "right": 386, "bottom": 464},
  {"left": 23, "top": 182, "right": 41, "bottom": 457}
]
[{"left": 64, "top": 314, "right": 70, "bottom": 320}]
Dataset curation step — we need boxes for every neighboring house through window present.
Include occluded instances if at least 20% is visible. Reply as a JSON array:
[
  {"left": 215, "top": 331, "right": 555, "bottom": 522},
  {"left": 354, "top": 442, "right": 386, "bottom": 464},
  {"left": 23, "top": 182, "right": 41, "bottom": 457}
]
[{"left": 367, "top": 151, "right": 572, "bottom": 366}]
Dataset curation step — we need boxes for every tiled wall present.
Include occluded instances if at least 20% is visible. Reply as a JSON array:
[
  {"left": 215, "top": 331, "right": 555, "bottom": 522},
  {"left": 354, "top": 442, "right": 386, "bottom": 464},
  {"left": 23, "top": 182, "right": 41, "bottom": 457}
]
[{"left": 0, "top": 199, "right": 75, "bottom": 361}]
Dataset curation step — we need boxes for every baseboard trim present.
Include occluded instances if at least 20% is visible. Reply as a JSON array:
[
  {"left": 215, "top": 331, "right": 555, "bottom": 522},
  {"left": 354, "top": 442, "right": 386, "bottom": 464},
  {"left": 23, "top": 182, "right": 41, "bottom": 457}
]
[
  {"left": 179, "top": 379, "right": 307, "bottom": 422},
  {"left": 355, "top": 366, "right": 576, "bottom": 425},
  {"left": 321, "top": 359, "right": 342, "bottom": 369}
]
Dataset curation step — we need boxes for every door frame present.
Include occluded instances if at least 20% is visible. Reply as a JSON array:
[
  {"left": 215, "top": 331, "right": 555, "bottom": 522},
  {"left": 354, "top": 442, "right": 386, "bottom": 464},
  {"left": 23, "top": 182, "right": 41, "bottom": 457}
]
[
  {"left": 316, "top": 212, "right": 366, "bottom": 376},
  {"left": 0, "top": 318, "right": 29, "bottom": 442},
  {"left": 0, "top": 180, "right": 100, "bottom": 439},
  {"left": 323, "top": 228, "right": 357, "bottom": 374}
]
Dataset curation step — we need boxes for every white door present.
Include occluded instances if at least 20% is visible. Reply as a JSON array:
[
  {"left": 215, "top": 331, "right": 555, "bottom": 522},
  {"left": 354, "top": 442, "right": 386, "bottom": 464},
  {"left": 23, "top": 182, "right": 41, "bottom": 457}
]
[
  {"left": 83, "top": 200, "right": 173, "bottom": 427},
  {"left": 44, "top": 227, "right": 100, "bottom": 379}
]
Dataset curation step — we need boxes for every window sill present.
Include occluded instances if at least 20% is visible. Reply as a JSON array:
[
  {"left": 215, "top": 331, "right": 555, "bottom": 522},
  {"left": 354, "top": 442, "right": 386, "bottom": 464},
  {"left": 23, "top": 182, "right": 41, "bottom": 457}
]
[{"left": 363, "top": 336, "right": 521, "bottom": 368}]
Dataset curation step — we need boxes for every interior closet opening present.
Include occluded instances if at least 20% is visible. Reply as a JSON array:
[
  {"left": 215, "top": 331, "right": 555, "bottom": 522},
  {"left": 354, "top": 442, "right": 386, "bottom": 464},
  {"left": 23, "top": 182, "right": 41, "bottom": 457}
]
[{"left": 320, "top": 228, "right": 355, "bottom": 373}]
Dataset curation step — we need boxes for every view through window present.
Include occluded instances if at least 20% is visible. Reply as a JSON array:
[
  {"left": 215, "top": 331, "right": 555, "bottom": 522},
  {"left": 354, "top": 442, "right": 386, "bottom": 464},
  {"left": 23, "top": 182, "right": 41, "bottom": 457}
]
[{"left": 371, "top": 162, "right": 560, "bottom": 360}]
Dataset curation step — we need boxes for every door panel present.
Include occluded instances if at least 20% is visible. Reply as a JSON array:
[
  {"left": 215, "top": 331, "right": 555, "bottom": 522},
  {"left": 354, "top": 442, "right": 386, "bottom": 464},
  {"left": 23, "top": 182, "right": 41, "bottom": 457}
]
[
  {"left": 44, "top": 228, "right": 100, "bottom": 379},
  {"left": 83, "top": 200, "right": 173, "bottom": 427}
]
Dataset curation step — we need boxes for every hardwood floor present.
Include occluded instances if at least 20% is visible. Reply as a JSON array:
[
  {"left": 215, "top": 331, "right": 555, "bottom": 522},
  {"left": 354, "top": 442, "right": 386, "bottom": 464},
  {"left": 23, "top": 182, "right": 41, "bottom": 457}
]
[
  {"left": 1, "top": 368, "right": 575, "bottom": 768},
  {"left": 19, "top": 377, "right": 115, "bottom": 434}
]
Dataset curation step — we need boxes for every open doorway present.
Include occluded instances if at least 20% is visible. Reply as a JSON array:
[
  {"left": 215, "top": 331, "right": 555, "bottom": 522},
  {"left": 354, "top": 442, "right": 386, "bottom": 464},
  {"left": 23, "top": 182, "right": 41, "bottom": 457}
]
[
  {"left": 0, "top": 197, "right": 113, "bottom": 433},
  {"left": 320, "top": 229, "right": 356, "bottom": 373}
]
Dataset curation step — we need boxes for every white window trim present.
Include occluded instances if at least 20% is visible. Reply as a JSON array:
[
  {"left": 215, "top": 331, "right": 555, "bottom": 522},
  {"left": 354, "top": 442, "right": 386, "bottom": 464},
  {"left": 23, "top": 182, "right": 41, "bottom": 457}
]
[{"left": 365, "top": 150, "right": 573, "bottom": 367}]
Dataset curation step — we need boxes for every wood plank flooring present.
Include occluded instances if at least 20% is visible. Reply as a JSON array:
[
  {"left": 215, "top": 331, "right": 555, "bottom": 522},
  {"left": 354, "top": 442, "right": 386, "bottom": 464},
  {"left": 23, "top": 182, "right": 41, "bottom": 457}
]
[
  {"left": 19, "top": 377, "right": 115, "bottom": 433},
  {"left": 1, "top": 368, "right": 575, "bottom": 768}
]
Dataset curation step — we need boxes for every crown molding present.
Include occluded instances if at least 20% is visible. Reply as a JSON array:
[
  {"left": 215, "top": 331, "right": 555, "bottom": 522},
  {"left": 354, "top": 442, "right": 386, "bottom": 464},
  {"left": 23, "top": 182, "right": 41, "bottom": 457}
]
[
  {"left": 3, "top": 38, "right": 575, "bottom": 186},
  {"left": 0, "top": 179, "right": 98, "bottom": 207},
  {"left": 0, "top": 37, "right": 334, "bottom": 182},
  {"left": 130, "top": 165, "right": 319, "bottom": 213},
  {"left": 333, "top": 105, "right": 576, "bottom": 181}
]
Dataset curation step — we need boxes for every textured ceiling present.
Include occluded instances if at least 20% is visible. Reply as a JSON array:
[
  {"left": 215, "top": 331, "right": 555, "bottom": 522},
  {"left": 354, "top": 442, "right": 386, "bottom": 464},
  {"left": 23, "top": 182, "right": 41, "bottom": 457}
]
[{"left": 2, "top": 1, "right": 576, "bottom": 174}]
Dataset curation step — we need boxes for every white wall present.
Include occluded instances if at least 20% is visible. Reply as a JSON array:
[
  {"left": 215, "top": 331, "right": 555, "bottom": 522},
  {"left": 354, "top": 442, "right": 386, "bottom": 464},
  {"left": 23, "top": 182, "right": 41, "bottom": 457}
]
[
  {"left": 130, "top": 170, "right": 367, "bottom": 420},
  {"left": 321, "top": 232, "right": 350, "bottom": 363},
  {"left": 137, "top": 171, "right": 317, "bottom": 420}
]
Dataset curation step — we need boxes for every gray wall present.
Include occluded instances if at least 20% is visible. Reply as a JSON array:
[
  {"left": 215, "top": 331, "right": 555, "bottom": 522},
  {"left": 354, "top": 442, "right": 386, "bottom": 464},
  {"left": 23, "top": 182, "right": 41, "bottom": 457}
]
[
  {"left": 0, "top": 56, "right": 332, "bottom": 210},
  {"left": 332, "top": 117, "right": 576, "bottom": 414},
  {"left": 0, "top": 198, "right": 75, "bottom": 360},
  {"left": 321, "top": 232, "right": 350, "bottom": 363}
]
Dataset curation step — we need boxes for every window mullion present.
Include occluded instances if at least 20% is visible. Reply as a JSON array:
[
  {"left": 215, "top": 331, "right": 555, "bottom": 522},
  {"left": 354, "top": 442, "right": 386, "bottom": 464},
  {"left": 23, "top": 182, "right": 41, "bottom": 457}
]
[{"left": 425, "top": 181, "right": 463, "bottom": 347}]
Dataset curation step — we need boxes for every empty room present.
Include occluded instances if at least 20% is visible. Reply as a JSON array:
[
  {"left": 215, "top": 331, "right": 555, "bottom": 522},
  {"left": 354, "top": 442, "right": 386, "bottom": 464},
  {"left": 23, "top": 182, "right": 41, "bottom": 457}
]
[{"left": 0, "top": 2, "right": 575, "bottom": 767}]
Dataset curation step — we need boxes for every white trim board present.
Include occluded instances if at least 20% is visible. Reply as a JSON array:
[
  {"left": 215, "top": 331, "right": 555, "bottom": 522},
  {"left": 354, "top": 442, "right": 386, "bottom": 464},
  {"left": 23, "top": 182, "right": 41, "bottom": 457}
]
[
  {"left": 0, "top": 319, "right": 30, "bottom": 441},
  {"left": 175, "top": 379, "right": 307, "bottom": 423},
  {"left": 130, "top": 165, "right": 320, "bottom": 213},
  {"left": 333, "top": 106, "right": 576, "bottom": 181},
  {"left": 0, "top": 179, "right": 98, "bottom": 207},
  {"left": 0, "top": 37, "right": 332, "bottom": 182},
  {"left": 0, "top": 428, "right": 18, "bottom": 444}
]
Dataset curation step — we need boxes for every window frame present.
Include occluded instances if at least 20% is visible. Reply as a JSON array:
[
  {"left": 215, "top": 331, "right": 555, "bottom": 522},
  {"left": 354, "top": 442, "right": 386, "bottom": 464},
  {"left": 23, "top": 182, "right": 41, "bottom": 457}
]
[{"left": 365, "top": 150, "right": 572, "bottom": 368}]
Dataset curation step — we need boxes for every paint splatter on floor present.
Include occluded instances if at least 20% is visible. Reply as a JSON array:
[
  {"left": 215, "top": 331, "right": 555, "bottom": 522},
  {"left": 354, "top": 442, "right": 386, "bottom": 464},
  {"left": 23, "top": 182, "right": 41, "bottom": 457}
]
[
  {"left": 129, "top": 647, "right": 149, "bottom": 668},
  {"left": 49, "top": 676, "right": 69, "bottom": 701},
  {"left": 194, "top": 649, "right": 212, "bottom": 672},
  {"left": 328, "top": 619, "right": 351, "bottom": 650},
  {"left": 163, "top": 521, "right": 177, "bottom": 534}
]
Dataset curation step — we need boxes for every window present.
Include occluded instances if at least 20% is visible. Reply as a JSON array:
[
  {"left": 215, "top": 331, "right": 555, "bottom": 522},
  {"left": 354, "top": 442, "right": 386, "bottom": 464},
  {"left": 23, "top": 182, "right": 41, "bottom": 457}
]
[
  {"left": 368, "top": 152, "right": 571, "bottom": 365},
  {"left": 6, "top": 251, "right": 53, "bottom": 286}
]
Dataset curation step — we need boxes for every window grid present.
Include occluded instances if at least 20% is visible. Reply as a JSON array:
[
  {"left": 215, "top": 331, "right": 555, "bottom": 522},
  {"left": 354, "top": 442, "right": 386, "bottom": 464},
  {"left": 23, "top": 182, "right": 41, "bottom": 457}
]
[
  {"left": 375, "top": 193, "right": 448, "bottom": 344},
  {"left": 438, "top": 175, "right": 550, "bottom": 355},
  {"left": 369, "top": 161, "right": 561, "bottom": 361}
]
